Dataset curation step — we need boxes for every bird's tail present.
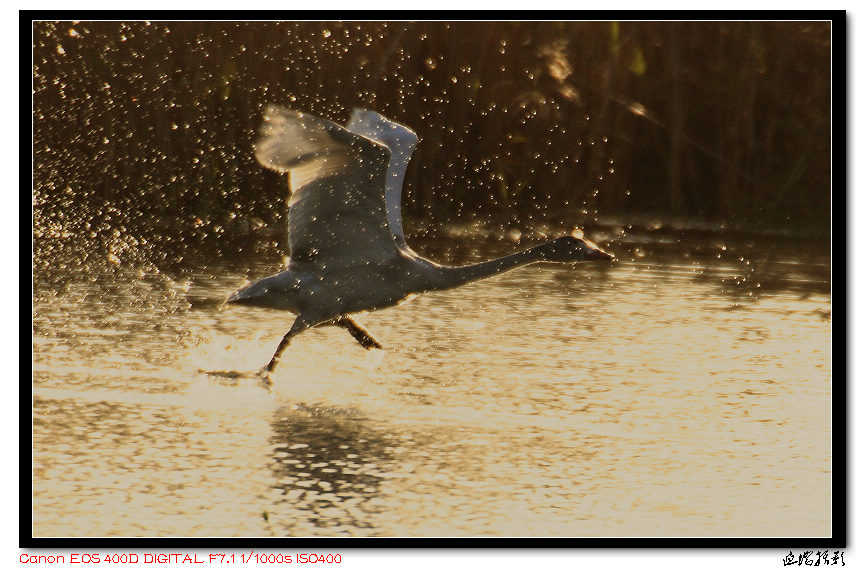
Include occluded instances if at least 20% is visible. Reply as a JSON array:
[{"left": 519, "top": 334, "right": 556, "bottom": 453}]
[{"left": 221, "top": 280, "right": 257, "bottom": 311}]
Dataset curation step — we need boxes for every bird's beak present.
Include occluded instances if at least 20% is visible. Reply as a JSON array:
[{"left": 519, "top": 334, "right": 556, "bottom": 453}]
[{"left": 586, "top": 248, "right": 614, "bottom": 261}]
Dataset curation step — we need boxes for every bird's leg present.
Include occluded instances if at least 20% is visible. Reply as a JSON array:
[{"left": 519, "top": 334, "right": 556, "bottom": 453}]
[
  {"left": 258, "top": 316, "right": 313, "bottom": 384},
  {"left": 334, "top": 317, "right": 382, "bottom": 349},
  {"left": 263, "top": 333, "right": 293, "bottom": 374}
]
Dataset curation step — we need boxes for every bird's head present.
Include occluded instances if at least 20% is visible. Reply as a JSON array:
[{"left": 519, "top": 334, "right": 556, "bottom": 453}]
[{"left": 542, "top": 235, "right": 614, "bottom": 262}]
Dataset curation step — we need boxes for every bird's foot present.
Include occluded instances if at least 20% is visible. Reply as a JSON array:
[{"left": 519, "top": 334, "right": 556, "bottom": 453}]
[
  {"left": 255, "top": 366, "right": 274, "bottom": 389},
  {"left": 199, "top": 369, "right": 246, "bottom": 380}
]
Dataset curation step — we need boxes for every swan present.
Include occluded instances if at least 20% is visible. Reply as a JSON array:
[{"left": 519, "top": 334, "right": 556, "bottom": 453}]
[{"left": 227, "top": 105, "right": 613, "bottom": 379}]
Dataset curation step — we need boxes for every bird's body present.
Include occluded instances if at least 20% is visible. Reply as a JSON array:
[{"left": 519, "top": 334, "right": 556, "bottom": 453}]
[
  {"left": 230, "top": 250, "right": 431, "bottom": 316},
  {"left": 227, "top": 106, "right": 613, "bottom": 379}
]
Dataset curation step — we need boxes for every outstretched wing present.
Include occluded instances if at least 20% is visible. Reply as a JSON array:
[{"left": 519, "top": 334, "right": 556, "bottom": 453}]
[
  {"left": 346, "top": 109, "right": 418, "bottom": 252},
  {"left": 254, "top": 105, "right": 397, "bottom": 268}
]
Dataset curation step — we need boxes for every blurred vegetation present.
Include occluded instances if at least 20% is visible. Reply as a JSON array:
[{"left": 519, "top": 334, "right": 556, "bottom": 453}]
[{"left": 32, "top": 20, "right": 833, "bottom": 267}]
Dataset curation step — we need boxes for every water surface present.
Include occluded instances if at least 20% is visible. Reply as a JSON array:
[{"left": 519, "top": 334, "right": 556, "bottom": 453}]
[{"left": 32, "top": 231, "right": 832, "bottom": 538}]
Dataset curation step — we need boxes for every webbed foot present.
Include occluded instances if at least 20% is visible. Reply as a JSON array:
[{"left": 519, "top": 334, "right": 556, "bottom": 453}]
[{"left": 256, "top": 366, "right": 274, "bottom": 389}]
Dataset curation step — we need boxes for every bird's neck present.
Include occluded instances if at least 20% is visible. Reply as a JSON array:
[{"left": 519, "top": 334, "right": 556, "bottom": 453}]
[{"left": 426, "top": 243, "right": 551, "bottom": 292}]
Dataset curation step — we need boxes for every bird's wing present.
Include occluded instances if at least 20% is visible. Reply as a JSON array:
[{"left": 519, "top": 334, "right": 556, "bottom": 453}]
[
  {"left": 345, "top": 109, "right": 418, "bottom": 251},
  {"left": 254, "top": 105, "right": 397, "bottom": 268}
]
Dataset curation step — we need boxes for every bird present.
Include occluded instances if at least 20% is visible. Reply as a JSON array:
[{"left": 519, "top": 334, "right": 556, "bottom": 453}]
[{"left": 226, "top": 105, "right": 614, "bottom": 381}]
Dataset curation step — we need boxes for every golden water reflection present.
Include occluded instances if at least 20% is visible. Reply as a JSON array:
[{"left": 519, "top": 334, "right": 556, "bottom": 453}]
[{"left": 32, "top": 233, "right": 832, "bottom": 537}]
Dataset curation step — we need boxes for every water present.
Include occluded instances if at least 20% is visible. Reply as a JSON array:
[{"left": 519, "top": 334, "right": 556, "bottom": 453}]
[{"left": 31, "top": 232, "right": 832, "bottom": 538}]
